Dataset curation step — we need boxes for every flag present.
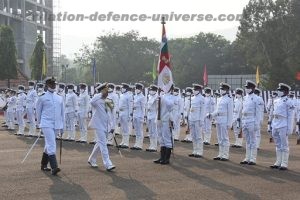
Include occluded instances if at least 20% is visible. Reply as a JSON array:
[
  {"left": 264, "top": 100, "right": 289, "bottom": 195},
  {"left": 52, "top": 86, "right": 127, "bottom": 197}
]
[
  {"left": 256, "top": 66, "right": 260, "bottom": 86},
  {"left": 42, "top": 49, "right": 47, "bottom": 76},
  {"left": 157, "top": 21, "right": 173, "bottom": 93},
  {"left": 92, "top": 57, "right": 96, "bottom": 85},
  {"left": 203, "top": 64, "right": 208, "bottom": 86},
  {"left": 152, "top": 57, "right": 157, "bottom": 81}
]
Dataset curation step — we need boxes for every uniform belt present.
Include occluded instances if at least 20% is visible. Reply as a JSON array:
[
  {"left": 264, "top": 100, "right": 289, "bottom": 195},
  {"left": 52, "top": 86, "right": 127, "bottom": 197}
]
[
  {"left": 243, "top": 113, "right": 254, "bottom": 117},
  {"left": 216, "top": 113, "right": 226, "bottom": 116}
]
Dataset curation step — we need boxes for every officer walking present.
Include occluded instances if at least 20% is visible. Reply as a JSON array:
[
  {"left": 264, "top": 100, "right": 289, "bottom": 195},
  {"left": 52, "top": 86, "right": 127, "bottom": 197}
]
[
  {"left": 270, "top": 83, "right": 295, "bottom": 170},
  {"left": 88, "top": 83, "right": 116, "bottom": 171},
  {"left": 36, "top": 77, "right": 64, "bottom": 175}
]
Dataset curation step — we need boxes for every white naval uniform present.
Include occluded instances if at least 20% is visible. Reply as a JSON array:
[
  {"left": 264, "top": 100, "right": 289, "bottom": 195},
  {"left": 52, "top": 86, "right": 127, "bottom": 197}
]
[
  {"left": 267, "top": 97, "right": 275, "bottom": 133},
  {"left": 146, "top": 94, "right": 158, "bottom": 150},
  {"left": 6, "top": 96, "right": 17, "bottom": 130},
  {"left": 256, "top": 96, "right": 265, "bottom": 148},
  {"left": 203, "top": 95, "right": 215, "bottom": 144},
  {"left": 65, "top": 91, "right": 78, "bottom": 140},
  {"left": 232, "top": 96, "right": 243, "bottom": 146},
  {"left": 118, "top": 91, "right": 133, "bottom": 146},
  {"left": 189, "top": 93, "right": 206, "bottom": 156},
  {"left": 241, "top": 93, "right": 262, "bottom": 163},
  {"left": 212, "top": 94, "right": 233, "bottom": 159},
  {"left": 172, "top": 94, "right": 183, "bottom": 140},
  {"left": 77, "top": 91, "right": 90, "bottom": 142},
  {"left": 132, "top": 92, "right": 146, "bottom": 148},
  {"left": 26, "top": 88, "right": 38, "bottom": 136},
  {"left": 271, "top": 96, "right": 294, "bottom": 168},
  {"left": 16, "top": 92, "right": 26, "bottom": 135},
  {"left": 36, "top": 91, "right": 64, "bottom": 156},
  {"left": 88, "top": 93, "right": 114, "bottom": 169},
  {"left": 157, "top": 93, "right": 175, "bottom": 148}
]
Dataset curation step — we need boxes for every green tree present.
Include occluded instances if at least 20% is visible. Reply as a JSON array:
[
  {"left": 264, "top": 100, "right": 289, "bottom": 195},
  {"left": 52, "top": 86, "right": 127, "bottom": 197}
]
[
  {"left": 0, "top": 25, "right": 18, "bottom": 87},
  {"left": 30, "top": 35, "right": 46, "bottom": 80}
]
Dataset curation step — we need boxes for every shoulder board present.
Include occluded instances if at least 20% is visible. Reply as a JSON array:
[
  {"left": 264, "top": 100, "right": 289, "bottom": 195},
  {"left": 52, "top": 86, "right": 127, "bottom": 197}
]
[
  {"left": 39, "top": 93, "right": 45, "bottom": 96},
  {"left": 228, "top": 95, "right": 231, "bottom": 98}
]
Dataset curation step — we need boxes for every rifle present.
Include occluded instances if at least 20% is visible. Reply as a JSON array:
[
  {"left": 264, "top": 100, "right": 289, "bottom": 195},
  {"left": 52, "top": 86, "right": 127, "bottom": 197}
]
[
  {"left": 185, "top": 95, "right": 192, "bottom": 134},
  {"left": 237, "top": 118, "right": 242, "bottom": 138}
]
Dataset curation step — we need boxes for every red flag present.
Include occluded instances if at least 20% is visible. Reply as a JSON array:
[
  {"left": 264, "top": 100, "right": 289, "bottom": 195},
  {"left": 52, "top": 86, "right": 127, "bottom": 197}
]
[
  {"left": 157, "top": 20, "right": 173, "bottom": 93},
  {"left": 203, "top": 64, "right": 208, "bottom": 86}
]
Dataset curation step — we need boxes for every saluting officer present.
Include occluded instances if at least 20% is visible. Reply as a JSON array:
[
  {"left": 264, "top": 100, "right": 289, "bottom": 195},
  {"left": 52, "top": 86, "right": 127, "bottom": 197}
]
[
  {"left": 210, "top": 82, "right": 233, "bottom": 161},
  {"left": 88, "top": 83, "right": 116, "bottom": 171},
  {"left": 36, "top": 77, "right": 64, "bottom": 175},
  {"left": 240, "top": 80, "right": 262, "bottom": 165},
  {"left": 26, "top": 81, "right": 38, "bottom": 136},
  {"left": 270, "top": 83, "right": 295, "bottom": 170}
]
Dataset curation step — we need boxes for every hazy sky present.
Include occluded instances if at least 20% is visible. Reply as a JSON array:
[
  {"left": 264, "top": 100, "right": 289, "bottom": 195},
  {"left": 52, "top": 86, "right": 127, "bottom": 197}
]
[{"left": 60, "top": 0, "right": 249, "bottom": 58}]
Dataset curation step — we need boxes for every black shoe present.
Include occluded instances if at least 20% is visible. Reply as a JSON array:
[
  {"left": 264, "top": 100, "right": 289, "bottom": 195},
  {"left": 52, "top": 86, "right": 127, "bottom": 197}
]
[
  {"left": 130, "top": 146, "right": 137, "bottom": 150},
  {"left": 240, "top": 161, "right": 249, "bottom": 164},
  {"left": 214, "top": 143, "right": 219, "bottom": 146},
  {"left": 213, "top": 157, "right": 221, "bottom": 160},
  {"left": 235, "top": 145, "right": 242, "bottom": 148},
  {"left": 279, "top": 166, "right": 288, "bottom": 171},
  {"left": 270, "top": 165, "right": 280, "bottom": 169},
  {"left": 41, "top": 152, "right": 50, "bottom": 171},
  {"left": 231, "top": 144, "right": 236, "bottom": 148},
  {"left": 48, "top": 155, "right": 60, "bottom": 176},
  {"left": 89, "top": 141, "right": 96, "bottom": 144},
  {"left": 80, "top": 141, "right": 87, "bottom": 144},
  {"left": 203, "top": 142, "right": 210, "bottom": 145},
  {"left": 220, "top": 158, "right": 229, "bottom": 161},
  {"left": 148, "top": 149, "right": 157, "bottom": 152},
  {"left": 107, "top": 143, "right": 113, "bottom": 146},
  {"left": 51, "top": 168, "right": 61, "bottom": 175},
  {"left": 154, "top": 147, "right": 165, "bottom": 164},
  {"left": 188, "top": 154, "right": 195, "bottom": 157},
  {"left": 194, "top": 154, "right": 202, "bottom": 158},
  {"left": 174, "top": 139, "right": 179, "bottom": 142},
  {"left": 248, "top": 162, "right": 256, "bottom": 165},
  {"left": 181, "top": 140, "right": 187, "bottom": 143},
  {"left": 160, "top": 148, "right": 171, "bottom": 165},
  {"left": 118, "top": 145, "right": 129, "bottom": 149},
  {"left": 106, "top": 165, "right": 116, "bottom": 172}
]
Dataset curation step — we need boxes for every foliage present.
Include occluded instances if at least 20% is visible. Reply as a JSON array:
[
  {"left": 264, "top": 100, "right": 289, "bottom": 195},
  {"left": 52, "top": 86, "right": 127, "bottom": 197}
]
[{"left": 30, "top": 35, "right": 46, "bottom": 80}]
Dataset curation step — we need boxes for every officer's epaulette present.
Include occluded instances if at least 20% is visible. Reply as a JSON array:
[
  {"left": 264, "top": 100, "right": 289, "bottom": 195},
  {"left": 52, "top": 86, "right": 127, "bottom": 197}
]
[
  {"left": 39, "top": 93, "right": 45, "bottom": 96},
  {"left": 228, "top": 95, "right": 231, "bottom": 98}
]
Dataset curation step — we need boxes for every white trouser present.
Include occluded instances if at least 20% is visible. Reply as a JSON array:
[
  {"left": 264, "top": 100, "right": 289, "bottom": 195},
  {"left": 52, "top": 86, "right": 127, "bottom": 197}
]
[
  {"left": 65, "top": 112, "right": 76, "bottom": 139},
  {"left": 133, "top": 117, "right": 143, "bottom": 148},
  {"left": 119, "top": 115, "right": 130, "bottom": 136},
  {"left": 43, "top": 127, "right": 59, "bottom": 156},
  {"left": 7, "top": 111, "right": 15, "bottom": 129},
  {"left": 203, "top": 117, "right": 212, "bottom": 143},
  {"left": 189, "top": 120, "right": 203, "bottom": 155},
  {"left": 16, "top": 109, "right": 25, "bottom": 127},
  {"left": 157, "top": 121, "right": 172, "bottom": 148},
  {"left": 173, "top": 114, "right": 181, "bottom": 140},
  {"left": 147, "top": 118, "right": 157, "bottom": 149},
  {"left": 242, "top": 122, "right": 257, "bottom": 162},
  {"left": 88, "top": 129, "right": 113, "bottom": 169},
  {"left": 78, "top": 112, "right": 87, "bottom": 141},
  {"left": 26, "top": 107, "right": 36, "bottom": 135},
  {"left": 216, "top": 123, "right": 230, "bottom": 158},
  {"left": 272, "top": 127, "right": 289, "bottom": 167},
  {"left": 256, "top": 128, "right": 261, "bottom": 148}
]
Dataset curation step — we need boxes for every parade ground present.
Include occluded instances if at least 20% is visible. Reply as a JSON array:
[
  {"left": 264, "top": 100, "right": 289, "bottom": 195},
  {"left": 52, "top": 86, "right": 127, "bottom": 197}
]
[{"left": 1, "top": 117, "right": 300, "bottom": 200}]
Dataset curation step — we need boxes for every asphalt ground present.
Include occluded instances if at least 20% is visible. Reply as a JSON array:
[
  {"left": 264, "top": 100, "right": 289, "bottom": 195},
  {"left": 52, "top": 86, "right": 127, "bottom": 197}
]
[{"left": 0, "top": 117, "right": 300, "bottom": 200}]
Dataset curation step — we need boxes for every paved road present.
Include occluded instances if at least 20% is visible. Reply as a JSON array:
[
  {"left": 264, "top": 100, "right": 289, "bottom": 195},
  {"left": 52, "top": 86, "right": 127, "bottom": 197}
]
[{"left": 0, "top": 118, "right": 300, "bottom": 200}]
